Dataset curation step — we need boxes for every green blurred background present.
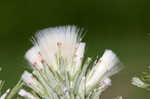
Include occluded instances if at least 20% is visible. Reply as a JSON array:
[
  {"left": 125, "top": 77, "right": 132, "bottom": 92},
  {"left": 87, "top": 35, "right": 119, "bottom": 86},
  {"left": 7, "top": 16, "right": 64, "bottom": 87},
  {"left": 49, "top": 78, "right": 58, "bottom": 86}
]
[{"left": 0, "top": 0, "right": 150, "bottom": 99}]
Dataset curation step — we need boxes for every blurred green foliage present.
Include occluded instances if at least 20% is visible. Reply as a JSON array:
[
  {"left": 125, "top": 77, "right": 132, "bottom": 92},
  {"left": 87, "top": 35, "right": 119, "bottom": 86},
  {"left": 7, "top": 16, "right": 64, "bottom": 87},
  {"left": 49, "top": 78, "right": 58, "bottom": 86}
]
[{"left": 0, "top": 0, "right": 150, "bottom": 99}]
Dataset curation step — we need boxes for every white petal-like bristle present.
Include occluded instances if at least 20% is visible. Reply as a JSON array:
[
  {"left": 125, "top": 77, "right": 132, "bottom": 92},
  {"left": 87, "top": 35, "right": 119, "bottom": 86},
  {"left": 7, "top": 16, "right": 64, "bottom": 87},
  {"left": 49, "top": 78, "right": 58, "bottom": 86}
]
[
  {"left": 25, "top": 46, "right": 44, "bottom": 70},
  {"left": 34, "top": 26, "right": 82, "bottom": 71}
]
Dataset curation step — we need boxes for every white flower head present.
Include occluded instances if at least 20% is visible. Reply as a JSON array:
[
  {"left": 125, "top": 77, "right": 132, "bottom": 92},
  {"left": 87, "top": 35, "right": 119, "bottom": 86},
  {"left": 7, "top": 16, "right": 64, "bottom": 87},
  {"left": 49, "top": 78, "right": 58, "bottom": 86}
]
[
  {"left": 100, "top": 50, "right": 122, "bottom": 76},
  {"left": 22, "top": 26, "right": 123, "bottom": 99},
  {"left": 34, "top": 26, "right": 83, "bottom": 71},
  {"left": 19, "top": 89, "right": 36, "bottom": 99},
  {"left": 25, "top": 46, "right": 44, "bottom": 71},
  {"left": 86, "top": 50, "right": 122, "bottom": 93},
  {"left": 132, "top": 77, "right": 145, "bottom": 88}
]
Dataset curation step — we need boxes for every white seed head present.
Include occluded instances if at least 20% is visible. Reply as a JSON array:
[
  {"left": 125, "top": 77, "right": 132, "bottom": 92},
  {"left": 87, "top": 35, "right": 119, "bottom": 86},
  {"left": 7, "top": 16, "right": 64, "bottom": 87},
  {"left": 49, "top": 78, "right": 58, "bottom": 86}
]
[
  {"left": 34, "top": 26, "right": 82, "bottom": 71},
  {"left": 132, "top": 77, "right": 145, "bottom": 88},
  {"left": 101, "top": 50, "right": 119, "bottom": 70},
  {"left": 19, "top": 89, "right": 37, "bottom": 99},
  {"left": 86, "top": 50, "right": 121, "bottom": 93},
  {"left": 25, "top": 46, "right": 44, "bottom": 70}
]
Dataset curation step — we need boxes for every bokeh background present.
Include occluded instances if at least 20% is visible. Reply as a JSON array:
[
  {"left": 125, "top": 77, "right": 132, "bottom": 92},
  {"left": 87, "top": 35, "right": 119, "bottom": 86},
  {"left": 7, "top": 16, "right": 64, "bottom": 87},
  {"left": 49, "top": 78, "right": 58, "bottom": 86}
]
[{"left": 0, "top": 0, "right": 150, "bottom": 99}]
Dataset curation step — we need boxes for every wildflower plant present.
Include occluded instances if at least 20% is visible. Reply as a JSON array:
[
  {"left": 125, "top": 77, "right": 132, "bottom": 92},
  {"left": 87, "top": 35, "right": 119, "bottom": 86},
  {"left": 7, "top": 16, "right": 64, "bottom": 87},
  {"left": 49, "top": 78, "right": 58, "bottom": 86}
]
[
  {"left": 0, "top": 25, "right": 123, "bottom": 99},
  {"left": 17, "top": 26, "right": 123, "bottom": 99},
  {"left": 132, "top": 67, "right": 150, "bottom": 91}
]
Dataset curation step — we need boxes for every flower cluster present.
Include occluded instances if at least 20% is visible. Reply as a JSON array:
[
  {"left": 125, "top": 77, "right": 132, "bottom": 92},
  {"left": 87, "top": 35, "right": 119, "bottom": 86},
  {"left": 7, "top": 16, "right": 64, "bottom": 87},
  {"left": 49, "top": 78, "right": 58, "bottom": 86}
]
[{"left": 19, "top": 26, "right": 123, "bottom": 99}]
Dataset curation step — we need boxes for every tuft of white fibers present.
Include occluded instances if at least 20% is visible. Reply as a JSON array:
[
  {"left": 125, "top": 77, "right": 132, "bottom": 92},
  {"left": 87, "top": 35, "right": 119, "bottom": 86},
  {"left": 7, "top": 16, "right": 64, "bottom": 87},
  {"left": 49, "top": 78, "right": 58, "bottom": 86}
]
[
  {"left": 0, "top": 89, "right": 10, "bottom": 99},
  {"left": 19, "top": 89, "right": 36, "bottom": 99},
  {"left": 132, "top": 77, "right": 145, "bottom": 88},
  {"left": 99, "top": 50, "right": 123, "bottom": 77},
  {"left": 86, "top": 49, "right": 122, "bottom": 93},
  {"left": 34, "top": 26, "right": 83, "bottom": 71},
  {"left": 25, "top": 46, "right": 44, "bottom": 71}
]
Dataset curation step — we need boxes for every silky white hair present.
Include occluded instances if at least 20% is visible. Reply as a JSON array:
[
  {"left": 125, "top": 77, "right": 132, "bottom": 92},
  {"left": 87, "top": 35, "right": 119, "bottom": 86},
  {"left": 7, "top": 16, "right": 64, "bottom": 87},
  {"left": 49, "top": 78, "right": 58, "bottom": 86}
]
[{"left": 32, "top": 26, "right": 83, "bottom": 71}]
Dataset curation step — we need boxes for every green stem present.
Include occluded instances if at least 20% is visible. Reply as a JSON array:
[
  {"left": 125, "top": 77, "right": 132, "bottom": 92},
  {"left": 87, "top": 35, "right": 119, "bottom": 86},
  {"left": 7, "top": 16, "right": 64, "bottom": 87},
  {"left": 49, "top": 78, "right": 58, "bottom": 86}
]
[{"left": 6, "top": 79, "right": 23, "bottom": 99}]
